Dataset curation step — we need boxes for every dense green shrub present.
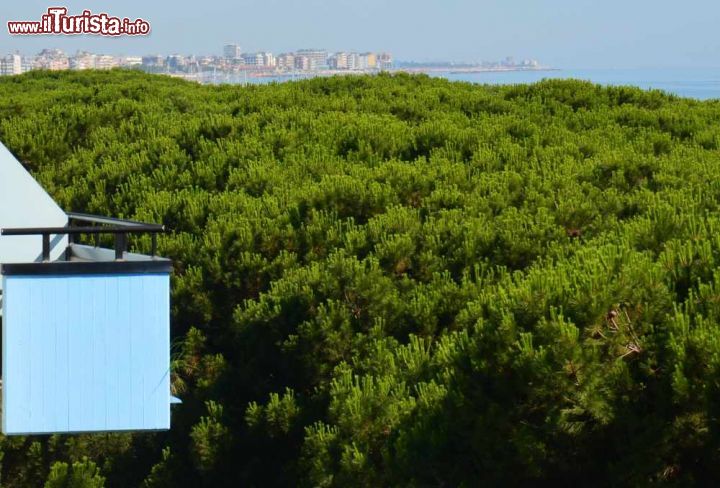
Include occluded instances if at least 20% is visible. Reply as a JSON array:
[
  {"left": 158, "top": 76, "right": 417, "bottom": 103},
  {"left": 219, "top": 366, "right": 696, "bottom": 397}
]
[{"left": 1, "top": 70, "right": 720, "bottom": 486}]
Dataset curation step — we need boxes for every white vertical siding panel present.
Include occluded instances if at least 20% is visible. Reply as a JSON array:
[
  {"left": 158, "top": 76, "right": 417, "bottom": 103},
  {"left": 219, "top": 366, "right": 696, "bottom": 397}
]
[
  {"left": 56, "top": 277, "right": 71, "bottom": 431},
  {"left": 129, "top": 276, "right": 146, "bottom": 428},
  {"left": 2, "top": 273, "right": 171, "bottom": 434},
  {"left": 89, "top": 275, "right": 107, "bottom": 430},
  {"left": 3, "top": 276, "right": 32, "bottom": 432},
  {"left": 29, "top": 278, "right": 45, "bottom": 432},
  {"left": 116, "top": 276, "right": 132, "bottom": 429},
  {"left": 69, "top": 276, "right": 92, "bottom": 431}
]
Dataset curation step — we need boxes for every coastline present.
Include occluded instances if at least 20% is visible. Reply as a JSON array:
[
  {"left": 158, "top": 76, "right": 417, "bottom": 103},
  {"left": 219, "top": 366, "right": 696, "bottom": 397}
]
[
  {"left": 174, "top": 65, "right": 558, "bottom": 84},
  {"left": 395, "top": 66, "right": 559, "bottom": 75}
]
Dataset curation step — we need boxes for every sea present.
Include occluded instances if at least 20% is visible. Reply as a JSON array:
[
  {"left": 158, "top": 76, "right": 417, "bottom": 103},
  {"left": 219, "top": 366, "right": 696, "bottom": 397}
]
[
  {"left": 432, "top": 68, "right": 720, "bottom": 101},
  {"left": 203, "top": 68, "right": 720, "bottom": 101}
]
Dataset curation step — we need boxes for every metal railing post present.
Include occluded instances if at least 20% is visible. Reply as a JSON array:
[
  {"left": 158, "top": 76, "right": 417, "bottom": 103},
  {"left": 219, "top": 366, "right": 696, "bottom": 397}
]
[
  {"left": 42, "top": 233, "right": 50, "bottom": 262},
  {"left": 114, "top": 233, "right": 127, "bottom": 261}
]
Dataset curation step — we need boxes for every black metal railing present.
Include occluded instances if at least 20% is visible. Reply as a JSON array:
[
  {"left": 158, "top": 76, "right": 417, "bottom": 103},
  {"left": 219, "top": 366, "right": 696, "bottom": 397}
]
[{"left": 0, "top": 213, "right": 165, "bottom": 262}]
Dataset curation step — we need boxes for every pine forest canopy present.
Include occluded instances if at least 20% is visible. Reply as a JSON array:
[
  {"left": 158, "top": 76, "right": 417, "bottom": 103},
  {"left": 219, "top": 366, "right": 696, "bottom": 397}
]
[{"left": 0, "top": 69, "right": 720, "bottom": 486}]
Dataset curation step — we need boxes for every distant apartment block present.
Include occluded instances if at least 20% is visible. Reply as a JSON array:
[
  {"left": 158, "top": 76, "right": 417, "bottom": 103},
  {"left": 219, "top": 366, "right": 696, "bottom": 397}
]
[
  {"left": 69, "top": 52, "right": 122, "bottom": 71},
  {"left": 95, "top": 55, "right": 118, "bottom": 70},
  {"left": 378, "top": 52, "right": 393, "bottom": 70},
  {"left": 259, "top": 52, "right": 276, "bottom": 68},
  {"left": 142, "top": 55, "right": 165, "bottom": 68},
  {"left": 241, "top": 52, "right": 275, "bottom": 68},
  {"left": 122, "top": 56, "right": 143, "bottom": 67},
  {"left": 69, "top": 52, "right": 96, "bottom": 70},
  {"left": 359, "top": 52, "right": 377, "bottom": 69},
  {"left": 31, "top": 48, "right": 69, "bottom": 71},
  {"left": 166, "top": 55, "right": 186, "bottom": 70},
  {"left": 296, "top": 49, "right": 328, "bottom": 69},
  {"left": 21, "top": 57, "right": 32, "bottom": 74},
  {"left": 0, "top": 54, "right": 22, "bottom": 76},
  {"left": 328, "top": 52, "right": 348, "bottom": 69},
  {"left": 241, "top": 53, "right": 257, "bottom": 66},
  {"left": 276, "top": 53, "right": 295, "bottom": 70},
  {"left": 294, "top": 55, "right": 313, "bottom": 71},
  {"left": 224, "top": 44, "right": 242, "bottom": 60},
  {"left": 347, "top": 52, "right": 360, "bottom": 70}
]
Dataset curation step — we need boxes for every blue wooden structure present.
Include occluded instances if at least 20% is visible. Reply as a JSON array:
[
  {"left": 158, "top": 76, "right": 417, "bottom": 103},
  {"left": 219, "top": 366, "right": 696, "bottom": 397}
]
[{"left": 0, "top": 143, "right": 175, "bottom": 435}]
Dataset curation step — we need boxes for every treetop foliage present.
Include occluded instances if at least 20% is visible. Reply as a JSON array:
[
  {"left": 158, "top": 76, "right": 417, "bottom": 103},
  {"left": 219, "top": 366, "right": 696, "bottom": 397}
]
[{"left": 1, "top": 69, "right": 720, "bottom": 486}]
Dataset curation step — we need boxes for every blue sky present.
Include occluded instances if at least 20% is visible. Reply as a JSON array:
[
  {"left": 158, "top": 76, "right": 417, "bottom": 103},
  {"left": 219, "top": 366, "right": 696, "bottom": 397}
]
[{"left": 1, "top": 0, "right": 718, "bottom": 68}]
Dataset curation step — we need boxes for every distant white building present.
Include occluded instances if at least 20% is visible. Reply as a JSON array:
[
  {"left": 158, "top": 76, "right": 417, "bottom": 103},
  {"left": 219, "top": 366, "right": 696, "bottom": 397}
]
[
  {"left": 69, "top": 53, "right": 118, "bottom": 70},
  {"left": 378, "top": 53, "right": 393, "bottom": 70},
  {"left": 241, "top": 52, "right": 274, "bottom": 67},
  {"left": 21, "top": 57, "right": 32, "bottom": 74},
  {"left": 95, "top": 55, "right": 118, "bottom": 70},
  {"left": 276, "top": 53, "right": 295, "bottom": 70},
  {"left": 346, "top": 52, "right": 360, "bottom": 70},
  {"left": 121, "top": 56, "right": 143, "bottom": 67},
  {"left": 142, "top": 55, "right": 165, "bottom": 68},
  {"left": 0, "top": 54, "right": 22, "bottom": 76},
  {"left": 224, "top": 44, "right": 242, "bottom": 60},
  {"left": 296, "top": 49, "right": 328, "bottom": 69},
  {"left": 260, "top": 52, "right": 275, "bottom": 68},
  {"left": 294, "top": 55, "right": 313, "bottom": 71},
  {"left": 70, "top": 52, "right": 96, "bottom": 70},
  {"left": 33, "top": 49, "right": 69, "bottom": 71},
  {"left": 358, "top": 52, "right": 377, "bottom": 69},
  {"left": 166, "top": 54, "right": 186, "bottom": 70},
  {"left": 329, "top": 52, "right": 349, "bottom": 69},
  {"left": 241, "top": 52, "right": 261, "bottom": 66}
]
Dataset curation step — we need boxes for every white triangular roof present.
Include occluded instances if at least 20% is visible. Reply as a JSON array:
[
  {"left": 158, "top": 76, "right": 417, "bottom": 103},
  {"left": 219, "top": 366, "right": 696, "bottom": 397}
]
[{"left": 0, "top": 142, "right": 68, "bottom": 284}]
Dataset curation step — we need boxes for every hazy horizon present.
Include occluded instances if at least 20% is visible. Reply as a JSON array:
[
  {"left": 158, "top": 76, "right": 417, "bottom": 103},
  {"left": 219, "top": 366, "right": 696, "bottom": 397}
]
[{"left": 1, "top": 0, "right": 719, "bottom": 69}]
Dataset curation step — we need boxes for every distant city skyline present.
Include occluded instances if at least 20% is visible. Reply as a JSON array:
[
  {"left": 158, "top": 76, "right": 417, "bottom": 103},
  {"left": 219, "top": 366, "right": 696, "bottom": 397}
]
[
  {"left": 0, "top": 44, "right": 538, "bottom": 67},
  {"left": 1, "top": 0, "right": 719, "bottom": 69},
  {"left": 1, "top": 46, "right": 548, "bottom": 85}
]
